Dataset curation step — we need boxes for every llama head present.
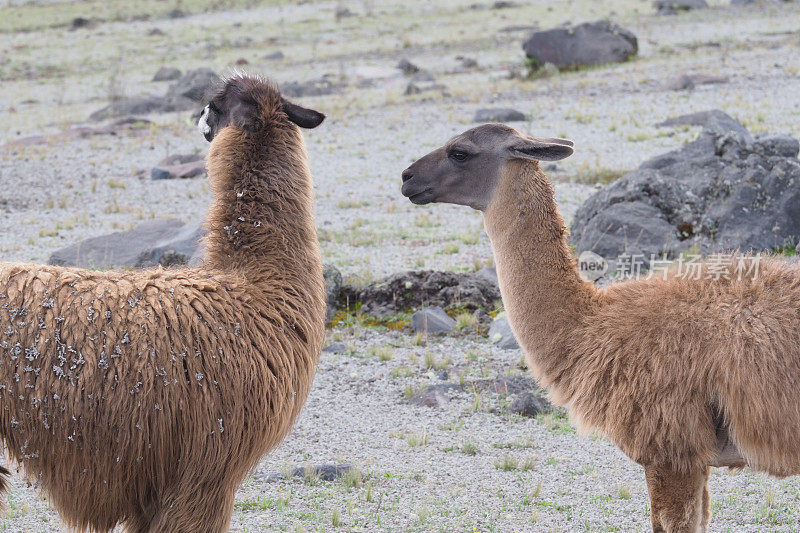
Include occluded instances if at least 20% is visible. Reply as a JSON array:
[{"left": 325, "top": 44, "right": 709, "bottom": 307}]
[
  {"left": 401, "top": 124, "right": 573, "bottom": 211},
  {"left": 198, "top": 72, "right": 325, "bottom": 142}
]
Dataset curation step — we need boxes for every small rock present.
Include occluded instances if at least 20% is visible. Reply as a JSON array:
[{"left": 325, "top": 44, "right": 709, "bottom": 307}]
[
  {"left": 167, "top": 8, "right": 186, "bottom": 18},
  {"left": 473, "top": 108, "right": 526, "bottom": 123},
  {"left": 323, "top": 264, "right": 343, "bottom": 323},
  {"left": 508, "top": 392, "right": 551, "bottom": 417},
  {"left": 71, "top": 17, "right": 92, "bottom": 29},
  {"left": 322, "top": 342, "right": 346, "bottom": 353},
  {"left": 475, "top": 267, "right": 498, "bottom": 286},
  {"left": 281, "top": 77, "right": 336, "bottom": 98},
  {"left": 410, "top": 307, "right": 456, "bottom": 334},
  {"left": 655, "top": 0, "right": 707, "bottom": 13},
  {"left": 730, "top": 0, "right": 754, "bottom": 4},
  {"left": 150, "top": 167, "right": 171, "bottom": 181},
  {"left": 498, "top": 24, "right": 538, "bottom": 33},
  {"left": 492, "top": 1, "right": 518, "bottom": 7},
  {"left": 261, "top": 463, "right": 352, "bottom": 482},
  {"left": 665, "top": 74, "right": 695, "bottom": 91},
  {"left": 436, "top": 370, "right": 449, "bottom": 381},
  {"left": 689, "top": 74, "right": 729, "bottom": 85},
  {"left": 655, "top": 109, "right": 753, "bottom": 144},
  {"left": 294, "top": 463, "right": 352, "bottom": 481},
  {"left": 89, "top": 95, "right": 194, "bottom": 121},
  {"left": 335, "top": 6, "right": 354, "bottom": 19},
  {"left": 148, "top": 28, "right": 165, "bottom": 36},
  {"left": 167, "top": 68, "right": 218, "bottom": 103},
  {"left": 409, "top": 383, "right": 462, "bottom": 408},
  {"left": 478, "top": 375, "right": 537, "bottom": 394},
  {"left": 665, "top": 73, "right": 728, "bottom": 90},
  {"left": 152, "top": 67, "right": 182, "bottom": 82},
  {"left": 157, "top": 153, "right": 204, "bottom": 167},
  {"left": 264, "top": 50, "right": 285, "bottom": 60},
  {"left": 397, "top": 58, "right": 420, "bottom": 75},
  {"left": 488, "top": 316, "right": 519, "bottom": 349},
  {"left": 235, "top": 57, "right": 248, "bottom": 65},
  {"left": 457, "top": 56, "right": 478, "bottom": 68},
  {"left": 150, "top": 159, "right": 206, "bottom": 180},
  {"left": 405, "top": 77, "right": 447, "bottom": 95}
]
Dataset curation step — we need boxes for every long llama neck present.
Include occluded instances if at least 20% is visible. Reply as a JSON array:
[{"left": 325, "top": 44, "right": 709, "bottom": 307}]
[
  {"left": 483, "top": 160, "right": 600, "bottom": 394},
  {"left": 202, "top": 127, "right": 321, "bottom": 283}
]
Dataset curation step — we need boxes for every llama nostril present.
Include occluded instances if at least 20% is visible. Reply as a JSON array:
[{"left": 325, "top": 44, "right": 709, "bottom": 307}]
[{"left": 402, "top": 169, "right": 414, "bottom": 183}]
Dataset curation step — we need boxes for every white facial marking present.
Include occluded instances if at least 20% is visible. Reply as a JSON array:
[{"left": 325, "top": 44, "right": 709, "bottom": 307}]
[{"left": 198, "top": 105, "right": 212, "bottom": 136}]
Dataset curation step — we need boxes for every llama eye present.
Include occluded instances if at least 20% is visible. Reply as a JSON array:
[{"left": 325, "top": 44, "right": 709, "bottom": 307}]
[{"left": 449, "top": 150, "right": 470, "bottom": 162}]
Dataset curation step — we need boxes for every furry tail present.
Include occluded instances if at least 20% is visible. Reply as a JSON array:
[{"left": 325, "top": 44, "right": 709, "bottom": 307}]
[{"left": 0, "top": 466, "right": 9, "bottom": 511}]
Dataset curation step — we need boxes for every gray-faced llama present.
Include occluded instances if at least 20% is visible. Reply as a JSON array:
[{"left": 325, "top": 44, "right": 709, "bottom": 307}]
[{"left": 401, "top": 123, "right": 800, "bottom": 532}]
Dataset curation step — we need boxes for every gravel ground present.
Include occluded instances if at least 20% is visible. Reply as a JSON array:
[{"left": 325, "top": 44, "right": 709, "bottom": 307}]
[{"left": 1, "top": 0, "right": 800, "bottom": 531}]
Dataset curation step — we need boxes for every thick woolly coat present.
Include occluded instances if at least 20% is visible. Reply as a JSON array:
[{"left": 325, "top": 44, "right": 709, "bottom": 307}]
[
  {"left": 485, "top": 160, "right": 800, "bottom": 477},
  {"left": 0, "top": 84, "right": 325, "bottom": 532}
]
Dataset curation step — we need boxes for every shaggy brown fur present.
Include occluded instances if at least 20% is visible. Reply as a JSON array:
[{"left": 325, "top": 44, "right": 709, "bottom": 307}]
[
  {"left": 401, "top": 123, "right": 800, "bottom": 532},
  {"left": 0, "top": 74, "right": 326, "bottom": 532}
]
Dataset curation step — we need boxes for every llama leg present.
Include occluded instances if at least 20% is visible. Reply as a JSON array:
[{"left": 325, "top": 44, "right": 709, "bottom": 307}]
[
  {"left": 700, "top": 474, "right": 710, "bottom": 531},
  {"left": 644, "top": 464, "right": 709, "bottom": 532},
  {"left": 143, "top": 487, "right": 236, "bottom": 533}
]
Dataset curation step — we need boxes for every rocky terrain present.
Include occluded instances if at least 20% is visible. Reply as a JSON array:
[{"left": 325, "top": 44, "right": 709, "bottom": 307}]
[{"left": 1, "top": 0, "right": 800, "bottom": 531}]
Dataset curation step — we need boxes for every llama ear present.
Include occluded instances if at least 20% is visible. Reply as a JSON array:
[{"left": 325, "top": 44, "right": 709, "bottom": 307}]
[
  {"left": 510, "top": 138, "right": 574, "bottom": 161},
  {"left": 282, "top": 99, "right": 325, "bottom": 129}
]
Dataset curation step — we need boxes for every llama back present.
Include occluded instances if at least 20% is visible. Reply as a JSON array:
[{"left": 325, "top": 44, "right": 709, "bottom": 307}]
[{"left": 0, "top": 261, "right": 322, "bottom": 530}]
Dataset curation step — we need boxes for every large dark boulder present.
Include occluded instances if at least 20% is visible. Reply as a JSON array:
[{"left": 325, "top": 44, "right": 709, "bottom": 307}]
[
  {"left": 49, "top": 219, "right": 204, "bottom": 269},
  {"left": 341, "top": 270, "right": 501, "bottom": 317},
  {"left": 570, "top": 111, "right": 800, "bottom": 268},
  {"left": 522, "top": 20, "right": 638, "bottom": 70}
]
